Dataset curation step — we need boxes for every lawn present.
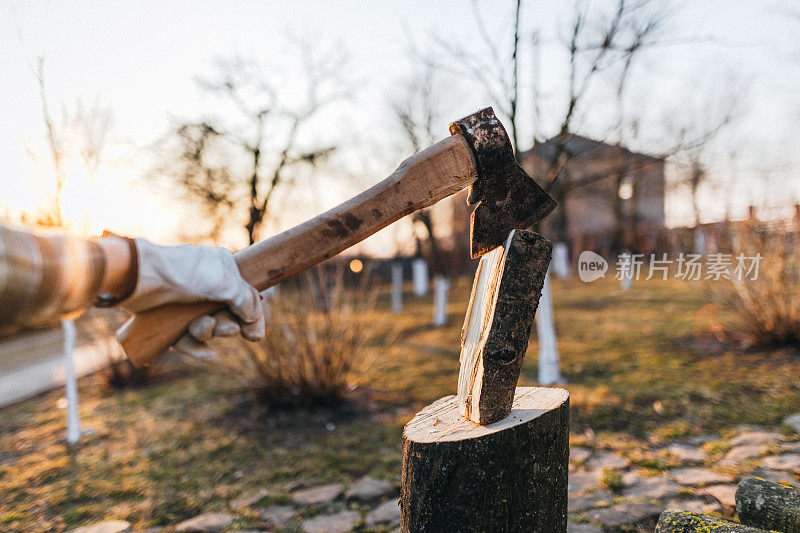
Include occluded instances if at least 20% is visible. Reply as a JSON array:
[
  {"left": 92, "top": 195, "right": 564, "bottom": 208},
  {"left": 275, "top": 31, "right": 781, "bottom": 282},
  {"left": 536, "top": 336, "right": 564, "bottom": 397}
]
[{"left": 1, "top": 277, "right": 799, "bottom": 531}]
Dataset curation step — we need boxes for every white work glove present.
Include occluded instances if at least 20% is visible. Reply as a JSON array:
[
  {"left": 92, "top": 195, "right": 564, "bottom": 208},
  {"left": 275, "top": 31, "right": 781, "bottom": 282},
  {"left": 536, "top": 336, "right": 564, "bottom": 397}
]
[{"left": 120, "top": 239, "right": 265, "bottom": 360}]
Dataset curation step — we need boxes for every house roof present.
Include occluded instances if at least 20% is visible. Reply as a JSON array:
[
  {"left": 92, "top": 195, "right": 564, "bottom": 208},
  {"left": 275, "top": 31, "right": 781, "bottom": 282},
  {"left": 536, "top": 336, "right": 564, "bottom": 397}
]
[{"left": 521, "top": 133, "right": 663, "bottom": 163}]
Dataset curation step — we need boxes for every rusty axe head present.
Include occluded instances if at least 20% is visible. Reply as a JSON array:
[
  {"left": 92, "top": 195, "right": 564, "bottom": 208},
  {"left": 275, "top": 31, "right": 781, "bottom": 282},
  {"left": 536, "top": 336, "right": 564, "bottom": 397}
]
[{"left": 449, "top": 107, "right": 556, "bottom": 258}]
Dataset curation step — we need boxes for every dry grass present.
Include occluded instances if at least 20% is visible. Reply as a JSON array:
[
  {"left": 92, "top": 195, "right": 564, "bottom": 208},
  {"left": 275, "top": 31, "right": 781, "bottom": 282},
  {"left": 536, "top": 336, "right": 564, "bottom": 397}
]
[
  {"left": 3, "top": 277, "right": 800, "bottom": 530},
  {"left": 600, "top": 467, "right": 623, "bottom": 492},
  {"left": 710, "top": 224, "right": 800, "bottom": 347},
  {"left": 210, "top": 267, "right": 392, "bottom": 406}
]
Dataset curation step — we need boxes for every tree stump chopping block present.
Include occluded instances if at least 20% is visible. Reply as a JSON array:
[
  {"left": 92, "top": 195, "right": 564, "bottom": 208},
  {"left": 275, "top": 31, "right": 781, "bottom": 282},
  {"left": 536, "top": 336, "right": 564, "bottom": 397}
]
[
  {"left": 401, "top": 230, "right": 563, "bottom": 531},
  {"left": 401, "top": 386, "right": 570, "bottom": 532}
]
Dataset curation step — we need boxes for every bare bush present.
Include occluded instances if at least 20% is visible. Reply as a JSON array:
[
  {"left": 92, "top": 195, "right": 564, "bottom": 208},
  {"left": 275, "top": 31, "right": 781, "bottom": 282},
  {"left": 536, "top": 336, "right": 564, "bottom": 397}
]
[
  {"left": 710, "top": 223, "right": 800, "bottom": 347},
  {"left": 210, "top": 266, "right": 388, "bottom": 406}
]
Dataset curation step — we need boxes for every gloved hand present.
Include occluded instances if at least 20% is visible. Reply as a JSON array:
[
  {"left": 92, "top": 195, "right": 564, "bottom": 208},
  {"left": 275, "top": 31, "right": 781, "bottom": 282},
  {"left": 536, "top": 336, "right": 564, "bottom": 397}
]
[{"left": 120, "top": 239, "right": 265, "bottom": 360}]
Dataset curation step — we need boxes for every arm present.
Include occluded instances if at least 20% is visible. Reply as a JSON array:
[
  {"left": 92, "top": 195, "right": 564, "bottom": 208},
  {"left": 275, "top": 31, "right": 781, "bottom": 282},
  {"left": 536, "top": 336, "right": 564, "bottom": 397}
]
[
  {"left": 0, "top": 224, "right": 264, "bottom": 361},
  {"left": 0, "top": 224, "right": 131, "bottom": 328},
  {"left": 96, "top": 235, "right": 136, "bottom": 299}
]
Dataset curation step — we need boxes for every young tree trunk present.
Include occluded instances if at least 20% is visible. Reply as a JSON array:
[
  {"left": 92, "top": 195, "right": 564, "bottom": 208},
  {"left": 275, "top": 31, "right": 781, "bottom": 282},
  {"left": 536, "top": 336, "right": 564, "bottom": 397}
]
[
  {"left": 391, "top": 262, "right": 403, "bottom": 314},
  {"left": 62, "top": 319, "right": 82, "bottom": 445},
  {"left": 551, "top": 242, "right": 570, "bottom": 279},
  {"left": 401, "top": 387, "right": 569, "bottom": 533},
  {"left": 431, "top": 275, "right": 449, "bottom": 327},
  {"left": 736, "top": 477, "right": 800, "bottom": 532},
  {"left": 413, "top": 209, "right": 445, "bottom": 276},
  {"left": 412, "top": 258, "right": 429, "bottom": 296},
  {"left": 548, "top": 180, "right": 571, "bottom": 246},
  {"left": 612, "top": 172, "right": 627, "bottom": 254}
]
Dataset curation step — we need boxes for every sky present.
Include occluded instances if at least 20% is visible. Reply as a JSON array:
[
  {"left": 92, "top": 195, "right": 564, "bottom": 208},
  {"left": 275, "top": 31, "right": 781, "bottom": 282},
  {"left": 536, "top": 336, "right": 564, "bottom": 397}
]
[{"left": 1, "top": 0, "right": 798, "bottom": 254}]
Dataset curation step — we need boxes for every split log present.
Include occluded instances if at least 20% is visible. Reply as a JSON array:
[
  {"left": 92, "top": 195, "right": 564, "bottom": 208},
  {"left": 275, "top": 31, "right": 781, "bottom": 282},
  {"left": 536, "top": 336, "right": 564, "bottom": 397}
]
[
  {"left": 655, "top": 510, "right": 766, "bottom": 532},
  {"left": 457, "top": 230, "right": 552, "bottom": 424},
  {"left": 401, "top": 386, "right": 569, "bottom": 532},
  {"left": 736, "top": 477, "right": 800, "bottom": 532}
]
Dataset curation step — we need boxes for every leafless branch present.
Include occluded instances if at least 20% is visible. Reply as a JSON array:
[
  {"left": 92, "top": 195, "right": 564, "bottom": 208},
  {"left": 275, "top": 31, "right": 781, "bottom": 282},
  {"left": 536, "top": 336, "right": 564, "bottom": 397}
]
[
  {"left": 389, "top": 58, "right": 448, "bottom": 274},
  {"left": 72, "top": 96, "right": 114, "bottom": 183},
  {"left": 35, "top": 56, "right": 66, "bottom": 226},
  {"left": 162, "top": 38, "right": 349, "bottom": 245}
]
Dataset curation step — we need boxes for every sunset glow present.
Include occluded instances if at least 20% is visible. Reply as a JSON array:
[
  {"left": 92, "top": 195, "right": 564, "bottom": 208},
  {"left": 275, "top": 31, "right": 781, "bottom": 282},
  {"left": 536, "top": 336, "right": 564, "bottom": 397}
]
[{"left": 2, "top": 0, "right": 798, "bottom": 251}]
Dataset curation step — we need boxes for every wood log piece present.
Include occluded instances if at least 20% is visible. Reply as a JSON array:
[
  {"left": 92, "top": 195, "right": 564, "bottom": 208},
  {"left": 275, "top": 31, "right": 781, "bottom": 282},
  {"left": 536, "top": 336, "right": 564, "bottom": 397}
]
[
  {"left": 401, "top": 386, "right": 569, "bottom": 533},
  {"left": 457, "top": 230, "right": 552, "bottom": 424},
  {"left": 736, "top": 477, "right": 800, "bottom": 532},
  {"left": 655, "top": 510, "right": 767, "bottom": 532}
]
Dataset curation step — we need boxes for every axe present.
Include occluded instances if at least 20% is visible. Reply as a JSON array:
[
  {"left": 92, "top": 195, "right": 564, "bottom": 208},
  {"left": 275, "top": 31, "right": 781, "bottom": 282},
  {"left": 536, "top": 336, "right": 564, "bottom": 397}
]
[{"left": 118, "top": 107, "right": 556, "bottom": 367}]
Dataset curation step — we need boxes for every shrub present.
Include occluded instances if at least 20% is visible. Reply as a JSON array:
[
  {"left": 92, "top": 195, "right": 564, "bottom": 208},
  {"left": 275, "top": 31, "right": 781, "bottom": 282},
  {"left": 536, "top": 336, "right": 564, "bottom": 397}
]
[
  {"left": 710, "top": 223, "right": 800, "bottom": 347},
  {"left": 211, "top": 265, "right": 386, "bottom": 406}
]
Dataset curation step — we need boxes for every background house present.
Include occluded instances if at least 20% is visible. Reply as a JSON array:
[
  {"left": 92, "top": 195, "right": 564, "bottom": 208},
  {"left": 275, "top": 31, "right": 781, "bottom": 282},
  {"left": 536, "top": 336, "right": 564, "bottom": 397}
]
[{"left": 520, "top": 134, "right": 666, "bottom": 258}]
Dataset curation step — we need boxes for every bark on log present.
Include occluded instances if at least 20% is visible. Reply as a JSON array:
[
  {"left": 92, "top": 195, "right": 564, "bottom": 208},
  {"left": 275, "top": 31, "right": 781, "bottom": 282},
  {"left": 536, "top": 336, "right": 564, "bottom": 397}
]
[
  {"left": 457, "top": 230, "right": 552, "bottom": 424},
  {"left": 655, "top": 510, "right": 766, "bottom": 532},
  {"left": 736, "top": 477, "right": 800, "bottom": 532},
  {"left": 401, "top": 386, "right": 569, "bottom": 533}
]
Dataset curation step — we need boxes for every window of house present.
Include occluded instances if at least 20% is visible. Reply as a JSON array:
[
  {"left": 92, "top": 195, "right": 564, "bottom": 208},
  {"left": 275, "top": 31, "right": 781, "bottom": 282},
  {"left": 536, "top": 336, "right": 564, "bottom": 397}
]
[{"left": 618, "top": 176, "right": 634, "bottom": 200}]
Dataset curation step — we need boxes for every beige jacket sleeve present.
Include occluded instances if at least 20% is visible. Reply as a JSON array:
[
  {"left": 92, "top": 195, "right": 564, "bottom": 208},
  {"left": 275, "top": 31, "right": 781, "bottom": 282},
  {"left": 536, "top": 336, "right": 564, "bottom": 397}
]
[{"left": 0, "top": 223, "right": 107, "bottom": 329}]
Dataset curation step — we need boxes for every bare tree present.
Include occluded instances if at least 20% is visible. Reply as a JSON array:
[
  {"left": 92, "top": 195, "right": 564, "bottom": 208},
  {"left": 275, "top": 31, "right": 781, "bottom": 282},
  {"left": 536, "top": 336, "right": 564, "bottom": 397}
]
[
  {"left": 160, "top": 41, "right": 348, "bottom": 245},
  {"left": 157, "top": 121, "right": 236, "bottom": 243},
  {"left": 72, "top": 96, "right": 114, "bottom": 186},
  {"left": 389, "top": 58, "right": 448, "bottom": 275},
  {"left": 437, "top": 0, "right": 673, "bottom": 245},
  {"left": 28, "top": 57, "right": 114, "bottom": 230},
  {"left": 434, "top": 0, "right": 525, "bottom": 154},
  {"left": 542, "top": 0, "right": 673, "bottom": 245},
  {"left": 661, "top": 70, "right": 746, "bottom": 229},
  {"left": 35, "top": 56, "right": 67, "bottom": 227},
  {"left": 439, "top": 0, "right": 751, "bottom": 255}
]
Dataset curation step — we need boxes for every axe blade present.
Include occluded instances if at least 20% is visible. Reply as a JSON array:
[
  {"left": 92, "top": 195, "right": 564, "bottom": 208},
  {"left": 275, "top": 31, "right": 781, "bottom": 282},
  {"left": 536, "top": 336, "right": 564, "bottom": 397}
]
[{"left": 449, "top": 107, "right": 557, "bottom": 258}]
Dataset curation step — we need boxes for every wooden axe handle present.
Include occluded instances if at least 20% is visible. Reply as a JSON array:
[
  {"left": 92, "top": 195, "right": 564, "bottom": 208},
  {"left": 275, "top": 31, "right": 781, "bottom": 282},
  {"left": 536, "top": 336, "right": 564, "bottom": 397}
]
[{"left": 118, "top": 134, "right": 476, "bottom": 367}]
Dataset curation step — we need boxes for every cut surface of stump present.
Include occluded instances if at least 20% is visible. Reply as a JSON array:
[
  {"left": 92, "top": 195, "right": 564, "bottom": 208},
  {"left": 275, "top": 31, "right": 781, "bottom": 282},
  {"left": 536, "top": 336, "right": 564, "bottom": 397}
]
[
  {"left": 457, "top": 229, "right": 552, "bottom": 424},
  {"left": 401, "top": 386, "right": 569, "bottom": 532}
]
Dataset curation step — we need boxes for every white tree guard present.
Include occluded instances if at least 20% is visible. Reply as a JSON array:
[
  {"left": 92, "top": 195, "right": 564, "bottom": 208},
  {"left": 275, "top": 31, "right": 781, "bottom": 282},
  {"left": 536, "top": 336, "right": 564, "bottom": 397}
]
[
  {"left": 694, "top": 229, "right": 707, "bottom": 255},
  {"left": 391, "top": 262, "right": 403, "bottom": 314},
  {"left": 432, "top": 275, "right": 450, "bottom": 327},
  {"left": 61, "top": 319, "right": 82, "bottom": 445},
  {"left": 552, "top": 242, "right": 570, "bottom": 279},
  {"left": 620, "top": 250, "right": 633, "bottom": 291},
  {"left": 536, "top": 271, "right": 562, "bottom": 385},
  {"left": 412, "top": 258, "right": 429, "bottom": 296}
]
